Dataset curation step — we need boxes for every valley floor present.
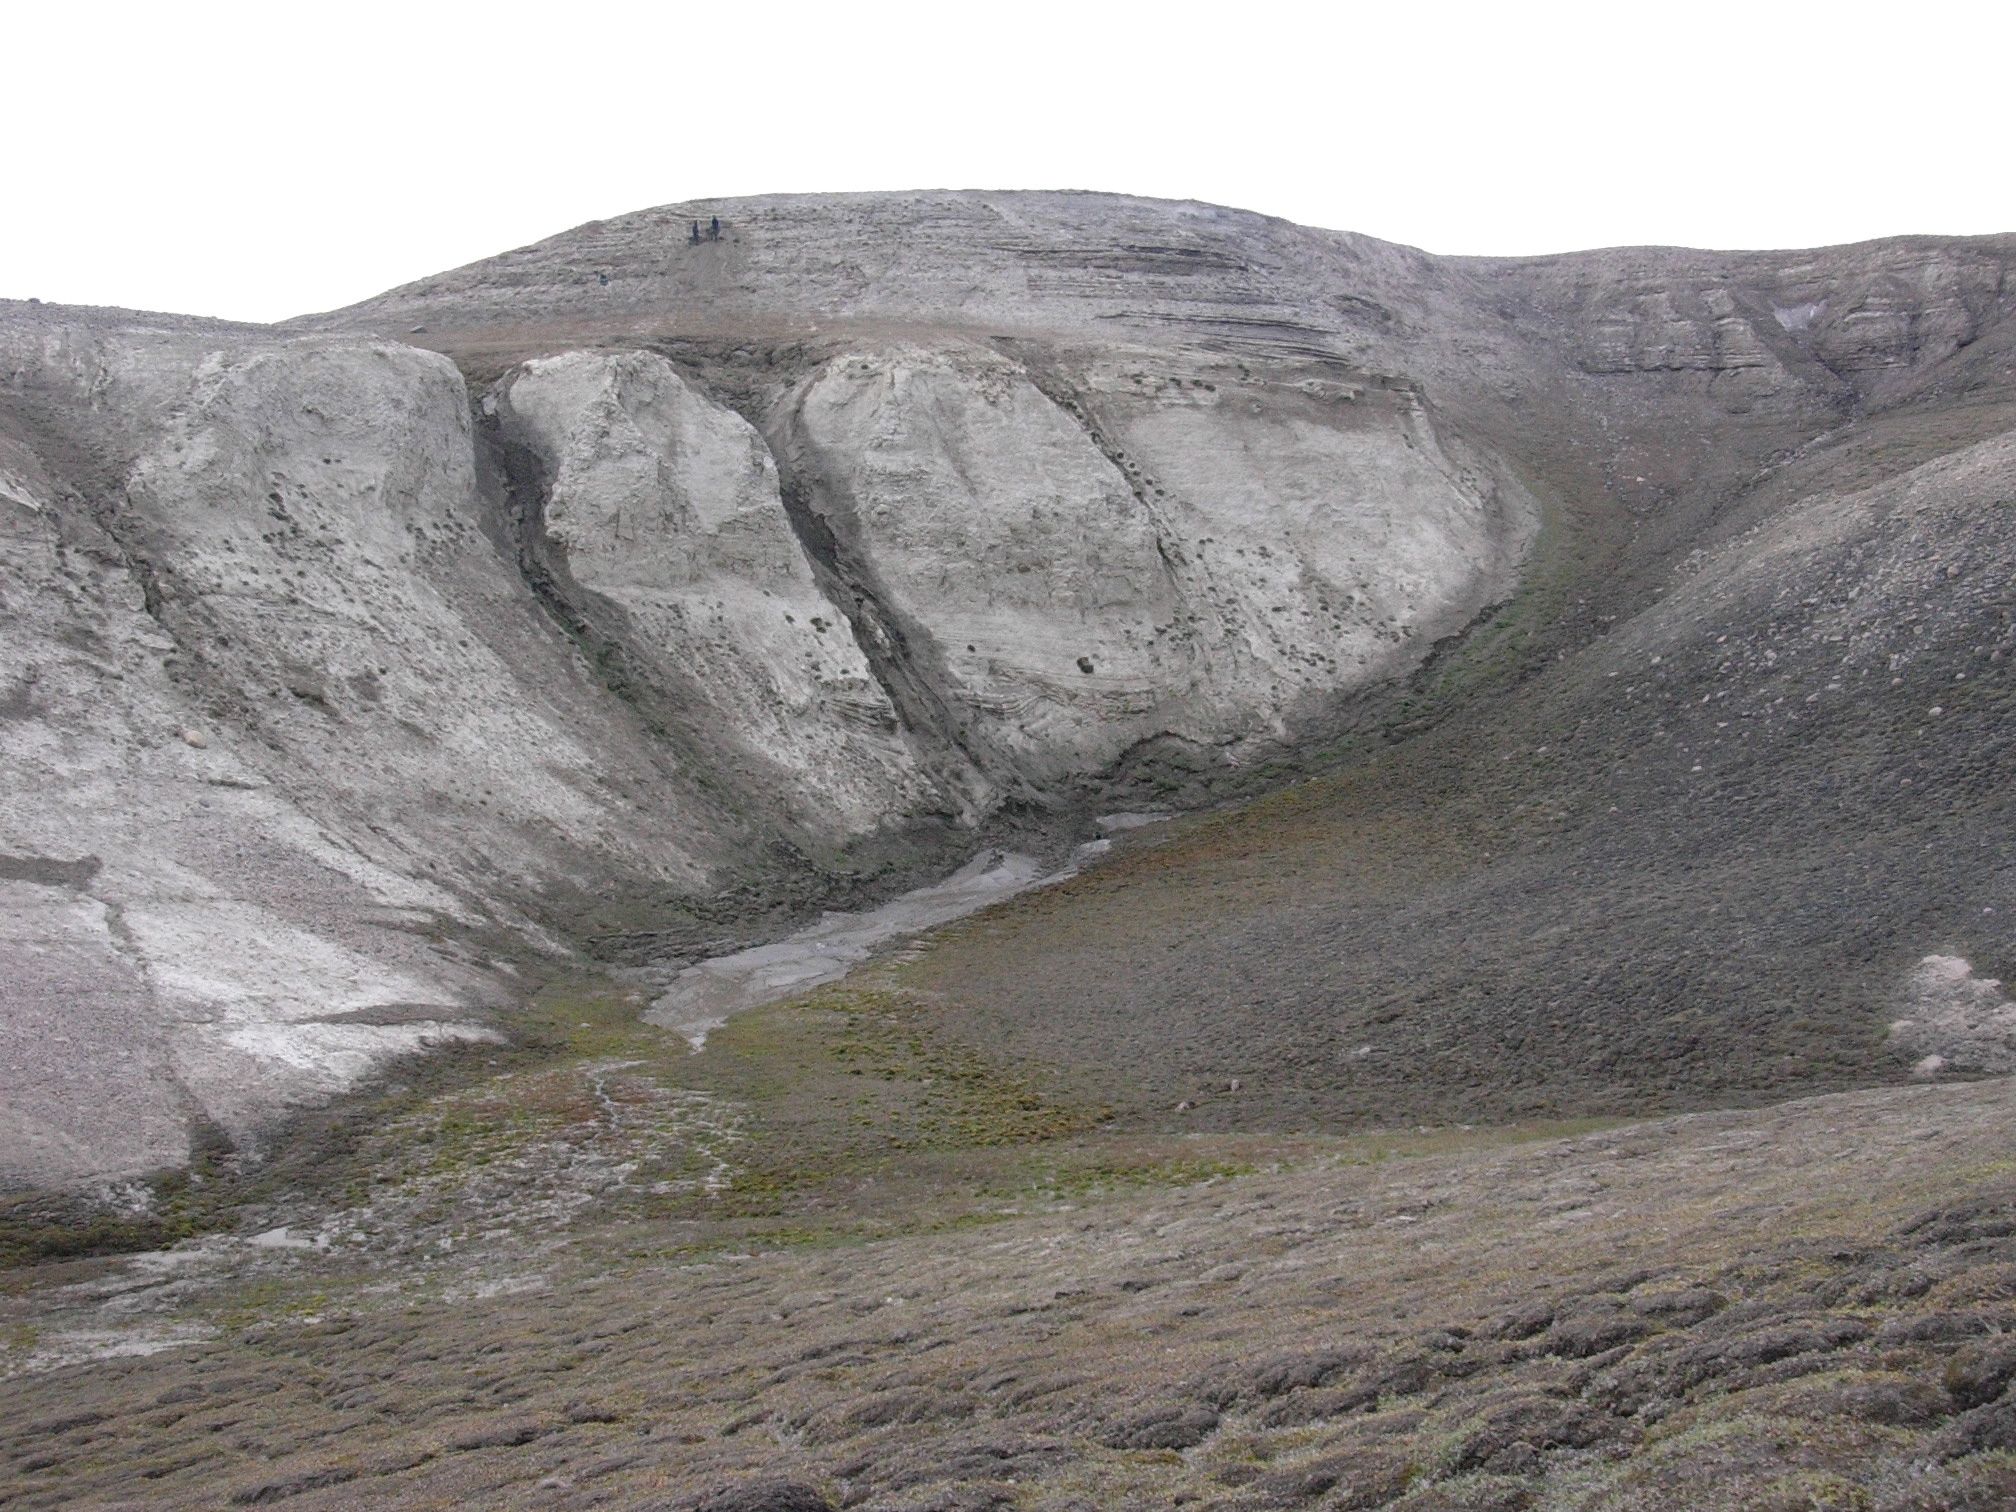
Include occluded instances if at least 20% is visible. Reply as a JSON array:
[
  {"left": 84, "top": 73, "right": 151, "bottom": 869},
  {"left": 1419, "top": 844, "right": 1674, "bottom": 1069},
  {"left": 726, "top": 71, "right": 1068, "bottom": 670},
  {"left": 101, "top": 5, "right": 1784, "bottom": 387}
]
[{"left": 3, "top": 966, "right": 2016, "bottom": 1510}]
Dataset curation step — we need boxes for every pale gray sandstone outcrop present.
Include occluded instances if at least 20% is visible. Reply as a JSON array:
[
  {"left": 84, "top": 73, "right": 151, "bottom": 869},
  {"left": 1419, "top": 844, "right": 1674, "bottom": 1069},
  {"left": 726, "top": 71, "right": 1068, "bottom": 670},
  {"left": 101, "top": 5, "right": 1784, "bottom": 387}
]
[
  {"left": 3, "top": 191, "right": 2012, "bottom": 1185},
  {"left": 0, "top": 318, "right": 748, "bottom": 1183},
  {"left": 778, "top": 343, "right": 1531, "bottom": 781},
  {"left": 491, "top": 349, "right": 943, "bottom": 834}
]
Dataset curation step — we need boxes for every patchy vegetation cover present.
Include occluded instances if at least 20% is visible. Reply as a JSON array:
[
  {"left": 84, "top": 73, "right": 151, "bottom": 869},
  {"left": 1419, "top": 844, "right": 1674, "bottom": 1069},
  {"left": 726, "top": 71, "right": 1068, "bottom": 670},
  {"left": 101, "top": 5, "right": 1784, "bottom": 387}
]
[{"left": 1, "top": 192, "right": 2012, "bottom": 1508}]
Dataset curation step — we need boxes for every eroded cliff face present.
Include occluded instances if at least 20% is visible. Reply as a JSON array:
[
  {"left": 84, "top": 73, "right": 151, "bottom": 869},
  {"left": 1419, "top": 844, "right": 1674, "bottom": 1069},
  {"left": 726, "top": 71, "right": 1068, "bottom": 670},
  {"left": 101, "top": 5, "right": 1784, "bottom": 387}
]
[
  {"left": 1, "top": 325, "right": 502, "bottom": 1180},
  {"left": 783, "top": 344, "right": 1196, "bottom": 778},
  {"left": 775, "top": 342, "right": 1532, "bottom": 779},
  {"left": 492, "top": 351, "right": 942, "bottom": 838},
  {"left": 481, "top": 334, "right": 1532, "bottom": 805},
  {"left": 2, "top": 308, "right": 1533, "bottom": 1185},
  {"left": 1456, "top": 237, "right": 2016, "bottom": 517},
  {"left": 0, "top": 318, "right": 811, "bottom": 1183},
  {"left": 4, "top": 192, "right": 2011, "bottom": 1186},
  {"left": 1480, "top": 241, "right": 2008, "bottom": 393}
]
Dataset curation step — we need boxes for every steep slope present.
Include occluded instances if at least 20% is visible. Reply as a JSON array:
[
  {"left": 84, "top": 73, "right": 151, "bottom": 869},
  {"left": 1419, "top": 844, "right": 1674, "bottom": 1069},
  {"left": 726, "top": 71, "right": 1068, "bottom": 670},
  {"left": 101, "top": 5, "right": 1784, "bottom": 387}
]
[
  {"left": 490, "top": 349, "right": 944, "bottom": 836},
  {"left": 3, "top": 192, "right": 2012, "bottom": 1188},
  {"left": 902, "top": 408, "right": 2016, "bottom": 1127},
  {"left": 0, "top": 314, "right": 761, "bottom": 1183}
]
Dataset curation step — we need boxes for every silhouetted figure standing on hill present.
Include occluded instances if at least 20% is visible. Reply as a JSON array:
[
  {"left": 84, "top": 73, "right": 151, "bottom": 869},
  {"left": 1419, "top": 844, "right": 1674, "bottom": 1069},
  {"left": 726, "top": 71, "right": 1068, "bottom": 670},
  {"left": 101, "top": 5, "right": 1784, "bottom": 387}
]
[
  {"left": 710, "top": 216, "right": 720, "bottom": 240},
  {"left": 690, "top": 221, "right": 700, "bottom": 244}
]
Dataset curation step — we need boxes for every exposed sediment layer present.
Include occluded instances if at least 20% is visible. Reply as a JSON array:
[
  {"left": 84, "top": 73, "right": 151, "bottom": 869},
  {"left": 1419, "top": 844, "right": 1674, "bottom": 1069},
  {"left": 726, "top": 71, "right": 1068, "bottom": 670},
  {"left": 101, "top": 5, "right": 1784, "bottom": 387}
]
[{"left": 3, "top": 191, "right": 2012, "bottom": 1184}]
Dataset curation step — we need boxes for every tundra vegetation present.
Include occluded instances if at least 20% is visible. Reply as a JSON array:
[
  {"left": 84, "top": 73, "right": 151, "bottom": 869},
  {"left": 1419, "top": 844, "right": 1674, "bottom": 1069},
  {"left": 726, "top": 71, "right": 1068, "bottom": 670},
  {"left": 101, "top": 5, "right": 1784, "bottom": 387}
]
[{"left": 1, "top": 193, "right": 2013, "bottom": 1507}]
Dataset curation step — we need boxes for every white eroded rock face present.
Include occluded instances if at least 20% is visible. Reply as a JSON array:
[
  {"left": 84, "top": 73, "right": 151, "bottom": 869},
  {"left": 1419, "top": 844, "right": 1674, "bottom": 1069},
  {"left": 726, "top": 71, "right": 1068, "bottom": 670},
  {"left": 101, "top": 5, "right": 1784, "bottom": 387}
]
[
  {"left": 493, "top": 351, "right": 937, "bottom": 836},
  {"left": 105, "top": 336, "right": 739, "bottom": 895},
  {"left": 0, "top": 429, "right": 503, "bottom": 1180},
  {"left": 1076, "top": 356, "right": 1536, "bottom": 722},
  {"left": 0, "top": 317, "right": 747, "bottom": 1183},
  {"left": 787, "top": 344, "right": 1535, "bottom": 774},
  {"left": 788, "top": 345, "right": 1198, "bottom": 776},
  {"left": 3, "top": 310, "right": 1538, "bottom": 1186},
  {"left": 490, "top": 341, "right": 1529, "bottom": 824}
]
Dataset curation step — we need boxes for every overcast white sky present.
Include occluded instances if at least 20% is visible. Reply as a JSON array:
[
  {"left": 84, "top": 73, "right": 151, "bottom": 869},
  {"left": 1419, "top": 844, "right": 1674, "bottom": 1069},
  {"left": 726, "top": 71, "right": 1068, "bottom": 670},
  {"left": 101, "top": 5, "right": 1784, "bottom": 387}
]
[{"left": 9, "top": 1, "right": 2010, "bottom": 323}]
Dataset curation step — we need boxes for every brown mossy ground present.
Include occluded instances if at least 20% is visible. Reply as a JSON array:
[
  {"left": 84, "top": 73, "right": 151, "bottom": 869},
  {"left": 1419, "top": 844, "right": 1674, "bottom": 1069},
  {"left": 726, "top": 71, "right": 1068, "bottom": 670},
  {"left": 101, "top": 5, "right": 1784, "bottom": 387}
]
[
  {"left": 4, "top": 1047, "right": 2016, "bottom": 1509},
  {"left": 2, "top": 700, "right": 2012, "bottom": 1511}
]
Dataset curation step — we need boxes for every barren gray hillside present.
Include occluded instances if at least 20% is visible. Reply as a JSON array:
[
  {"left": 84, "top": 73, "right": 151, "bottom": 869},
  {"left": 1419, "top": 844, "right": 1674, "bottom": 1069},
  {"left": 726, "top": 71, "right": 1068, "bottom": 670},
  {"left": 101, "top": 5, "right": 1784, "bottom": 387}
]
[{"left": 2, "top": 192, "right": 2014, "bottom": 1510}]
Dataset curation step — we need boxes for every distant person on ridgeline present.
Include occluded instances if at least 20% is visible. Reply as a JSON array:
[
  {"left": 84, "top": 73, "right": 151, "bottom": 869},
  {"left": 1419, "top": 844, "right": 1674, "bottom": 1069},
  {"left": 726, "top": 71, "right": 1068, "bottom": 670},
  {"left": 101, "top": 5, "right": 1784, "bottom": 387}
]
[
  {"left": 709, "top": 216, "right": 720, "bottom": 240},
  {"left": 690, "top": 221, "right": 701, "bottom": 244}
]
